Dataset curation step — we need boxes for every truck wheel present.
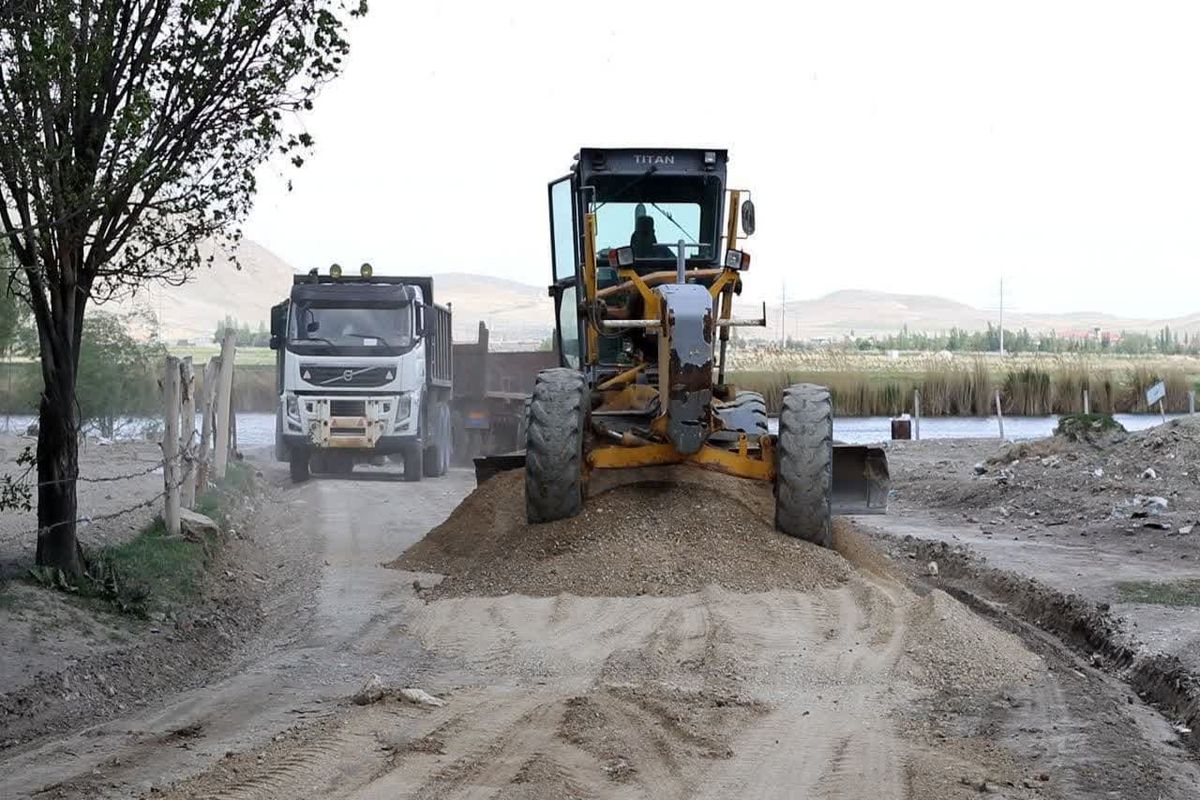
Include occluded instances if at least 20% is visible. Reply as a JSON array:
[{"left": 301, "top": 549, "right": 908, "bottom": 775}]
[
  {"left": 289, "top": 450, "right": 310, "bottom": 483},
  {"left": 274, "top": 409, "right": 289, "bottom": 463},
  {"left": 775, "top": 383, "right": 833, "bottom": 547},
  {"left": 403, "top": 445, "right": 423, "bottom": 482},
  {"left": 423, "top": 404, "right": 450, "bottom": 477},
  {"left": 525, "top": 368, "right": 587, "bottom": 524}
]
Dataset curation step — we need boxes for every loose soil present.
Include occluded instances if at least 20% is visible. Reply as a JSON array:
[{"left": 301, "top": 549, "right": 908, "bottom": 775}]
[
  {"left": 7, "top": 445, "right": 1200, "bottom": 798},
  {"left": 394, "top": 468, "right": 850, "bottom": 597}
]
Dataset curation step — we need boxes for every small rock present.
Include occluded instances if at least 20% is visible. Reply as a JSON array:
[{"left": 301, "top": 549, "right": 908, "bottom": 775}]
[
  {"left": 1094, "top": 467, "right": 1104, "bottom": 478},
  {"left": 927, "top": 561, "right": 939, "bottom": 577},
  {"left": 1142, "top": 467, "right": 1158, "bottom": 480},
  {"left": 353, "top": 674, "right": 386, "bottom": 706},
  {"left": 398, "top": 687, "right": 446, "bottom": 707},
  {"left": 1144, "top": 521, "right": 1171, "bottom": 530},
  {"left": 1179, "top": 525, "right": 1194, "bottom": 535},
  {"left": 973, "top": 462, "right": 988, "bottom": 476},
  {"left": 179, "top": 508, "right": 220, "bottom": 538}
]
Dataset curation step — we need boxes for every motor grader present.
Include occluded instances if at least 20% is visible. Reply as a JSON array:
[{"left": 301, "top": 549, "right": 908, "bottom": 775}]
[{"left": 524, "top": 148, "right": 888, "bottom": 546}]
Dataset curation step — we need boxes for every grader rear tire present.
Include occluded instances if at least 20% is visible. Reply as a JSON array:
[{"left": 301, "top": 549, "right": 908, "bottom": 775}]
[
  {"left": 525, "top": 368, "right": 587, "bottom": 524},
  {"left": 775, "top": 383, "right": 834, "bottom": 547}
]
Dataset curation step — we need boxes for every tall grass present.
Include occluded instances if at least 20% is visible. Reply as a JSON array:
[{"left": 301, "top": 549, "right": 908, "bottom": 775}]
[{"left": 731, "top": 361, "right": 1199, "bottom": 416}]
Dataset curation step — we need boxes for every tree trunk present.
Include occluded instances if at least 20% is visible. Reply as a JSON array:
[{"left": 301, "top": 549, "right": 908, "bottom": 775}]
[{"left": 35, "top": 387, "right": 84, "bottom": 577}]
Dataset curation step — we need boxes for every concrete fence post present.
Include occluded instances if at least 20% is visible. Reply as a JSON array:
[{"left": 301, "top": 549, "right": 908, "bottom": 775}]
[
  {"left": 213, "top": 331, "right": 237, "bottom": 480},
  {"left": 995, "top": 389, "right": 1005, "bottom": 440},
  {"left": 179, "top": 357, "right": 196, "bottom": 510},
  {"left": 913, "top": 389, "right": 921, "bottom": 441}
]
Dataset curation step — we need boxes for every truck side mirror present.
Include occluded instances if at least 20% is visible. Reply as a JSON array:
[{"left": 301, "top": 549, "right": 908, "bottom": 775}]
[
  {"left": 269, "top": 334, "right": 281, "bottom": 350},
  {"left": 306, "top": 320, "right": 320, "bottom": 334}
]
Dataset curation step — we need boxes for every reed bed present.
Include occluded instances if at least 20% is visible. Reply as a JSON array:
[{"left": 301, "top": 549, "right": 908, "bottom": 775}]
[{"left": 731, "top": 357, "right": 1200, "bottom": 416}]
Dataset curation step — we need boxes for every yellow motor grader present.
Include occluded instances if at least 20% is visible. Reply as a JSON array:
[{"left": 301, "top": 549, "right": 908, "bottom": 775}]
[{"left": 523, "top": 148, "right": 888, "bottom": 546}]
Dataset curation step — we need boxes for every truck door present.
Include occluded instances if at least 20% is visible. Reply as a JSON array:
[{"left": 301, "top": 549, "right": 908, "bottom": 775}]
[{"left": 547, "top": 175, "right": 581, "bottom": 368}]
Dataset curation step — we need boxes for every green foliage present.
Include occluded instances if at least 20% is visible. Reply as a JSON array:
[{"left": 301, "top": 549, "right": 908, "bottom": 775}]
[
  {"left": 213, "top": 316, "right": 271, "bottom": 348},
  {"left": 26, "top": 459, "right": 258, "bottom": 617},
  {"left": 76, "top": 312, "right": 168, "bottom": 438},
  {"left": 0, "top": 445, "right": 34, "bottom": 512},
  {"left": 1053, "top": 413, "right": 1125, "bottom": 442},
  {"left": 850, "top": 323, "right": 1200, "bottom": 356}
]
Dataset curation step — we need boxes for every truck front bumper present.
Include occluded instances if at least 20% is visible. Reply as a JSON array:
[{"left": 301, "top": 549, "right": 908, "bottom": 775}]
[{"left": 282, "top": 393, "right": 419, "bottom": 451}]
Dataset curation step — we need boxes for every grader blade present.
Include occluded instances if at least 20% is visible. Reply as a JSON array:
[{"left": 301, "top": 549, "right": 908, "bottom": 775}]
[{"left": 831, "top": 444, "right": 890, "bottom": 515}]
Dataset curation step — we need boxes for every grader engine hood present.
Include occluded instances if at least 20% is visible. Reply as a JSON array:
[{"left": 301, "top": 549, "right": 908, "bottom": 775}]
[{"left": 656, "top": 283, "right": 714, "bottom": 455}]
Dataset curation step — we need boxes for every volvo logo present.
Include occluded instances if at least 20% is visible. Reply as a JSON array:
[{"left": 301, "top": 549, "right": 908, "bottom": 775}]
[{"left": 342, "top": 369, "right": 354, "bottom": 382}]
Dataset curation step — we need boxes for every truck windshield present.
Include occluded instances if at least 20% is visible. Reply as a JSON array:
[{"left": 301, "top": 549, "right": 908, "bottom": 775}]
[{"left": 290, "top": 305, "right": 414, "bottom": 348}]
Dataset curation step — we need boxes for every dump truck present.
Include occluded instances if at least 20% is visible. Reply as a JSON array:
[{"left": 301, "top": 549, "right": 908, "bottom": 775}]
[
  {"left": 269, "top": 266, "right": 453, "bottom": 482},
  {"left": 521, "top": 147, "right": 889, "bottom": 546},
  {"left": 450, "top": 321, "right": 558, "bottom": 464}
]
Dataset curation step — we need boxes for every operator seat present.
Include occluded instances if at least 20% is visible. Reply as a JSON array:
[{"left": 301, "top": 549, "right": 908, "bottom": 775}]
[{"left": 630, "top": 216, "right": 673, "bottom": 260}]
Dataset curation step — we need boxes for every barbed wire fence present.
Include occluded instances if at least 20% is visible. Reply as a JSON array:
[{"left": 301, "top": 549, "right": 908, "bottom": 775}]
[{"left": 5, "top": 330, "right": 238, "bottom": 544}]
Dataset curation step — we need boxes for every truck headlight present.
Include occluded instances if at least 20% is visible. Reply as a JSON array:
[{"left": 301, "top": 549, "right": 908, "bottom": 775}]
[
  {"left": 285, "top": 393, "right": 300, "bottom": 421},
  {"left": 393, "top": 394, "right": 412, "bottom": 431}
]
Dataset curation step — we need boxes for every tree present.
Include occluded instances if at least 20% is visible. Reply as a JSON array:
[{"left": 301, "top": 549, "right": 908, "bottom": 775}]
[
  {"left": 0, "top": 1, "right": 366, "bottom": 576},
  {"left": 76, "top": 312, "right": 166, "bottom": 438}
]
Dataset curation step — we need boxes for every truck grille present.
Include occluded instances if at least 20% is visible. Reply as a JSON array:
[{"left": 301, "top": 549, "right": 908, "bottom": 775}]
[
  {"left": 301, "top": 364, "right": 393, "bottom": 388},
  {"left": 329, "top": 399, "right": 366, "bottom": 417}
]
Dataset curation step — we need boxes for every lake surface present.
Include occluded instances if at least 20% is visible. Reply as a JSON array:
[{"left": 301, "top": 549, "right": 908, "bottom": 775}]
[{"left": 2, "top": 411, "right": 1189, "bottom": 447}]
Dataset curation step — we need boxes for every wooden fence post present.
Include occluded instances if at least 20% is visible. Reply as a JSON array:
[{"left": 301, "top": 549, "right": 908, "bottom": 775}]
[
  {"left": 179, "top": 358, "right": 196, "bottom": 510},
  {"left": 196, "top": 356, "right": 219, "bottom": 493},
  {"left": 214, "top": 331, "right": 236, "bottom": 480},
  {"left": 1083, "top": 389, "right": 1090, "bottom": 415},
  {"left": 1190, "top": 390, "right": 1196, "bottom": 416},
  {"left": 162, "top": 356, "right": 182, "bottom": 537},
  {"left": 994, "top": 389, "right": 1005, "bottom": 440}
]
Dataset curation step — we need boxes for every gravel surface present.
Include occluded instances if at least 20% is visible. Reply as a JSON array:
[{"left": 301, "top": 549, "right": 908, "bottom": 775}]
[{"left": 393, "top": 468, "right": 851, "bottom": 597}]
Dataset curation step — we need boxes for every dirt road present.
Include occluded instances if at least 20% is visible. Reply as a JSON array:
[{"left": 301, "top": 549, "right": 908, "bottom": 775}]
[{"left": 7, "top": 453, "right": 1200, "bottom": 799}]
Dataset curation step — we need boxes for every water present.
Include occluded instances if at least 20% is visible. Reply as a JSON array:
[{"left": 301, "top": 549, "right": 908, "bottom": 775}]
[{"left": 3, "top": 411, "right": 1189, "bottom": 447}]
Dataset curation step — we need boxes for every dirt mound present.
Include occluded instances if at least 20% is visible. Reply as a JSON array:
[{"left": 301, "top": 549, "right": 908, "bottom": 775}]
[
  {"left": 903, "top": 416, "right": 1200, "bottom": 534},
  {"left": 391, "top": 469, "right": 850, "bottom": 598},
  {"left": 900, "top": 589, "right": 1041, "bottom": 691}
]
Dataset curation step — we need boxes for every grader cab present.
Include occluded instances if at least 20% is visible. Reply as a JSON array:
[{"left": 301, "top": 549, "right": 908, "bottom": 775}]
[{"left": 525, "top": 148, "right": 888, "bottom": 546}]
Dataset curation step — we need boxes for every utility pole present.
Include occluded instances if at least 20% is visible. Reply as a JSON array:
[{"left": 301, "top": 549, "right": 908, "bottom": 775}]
[
  {"left": 997, "top": 276, "right": 1005, "bottom": 356},
  {"left": 779, "top": 279, "right": 787, "bottom": 348}
]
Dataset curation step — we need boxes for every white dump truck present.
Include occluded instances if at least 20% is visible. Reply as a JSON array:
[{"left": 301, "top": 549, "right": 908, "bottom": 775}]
[{"left": 269, "top": 266, "right": 453, "bottom": 482}]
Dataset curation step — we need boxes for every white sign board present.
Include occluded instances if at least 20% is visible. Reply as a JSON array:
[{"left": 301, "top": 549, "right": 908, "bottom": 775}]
[{"left": 1146, "top": 380, "right": 1166, "bottom": 407}]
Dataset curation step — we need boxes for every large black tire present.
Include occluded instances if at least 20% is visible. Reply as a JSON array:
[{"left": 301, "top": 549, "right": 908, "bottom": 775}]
[
  {"left": 525, "top": 368, "right": 587, "bottom": 524},
  {"left": 274, "top": 409, "right": 289, "bottom": 462},
  {"left": 289, "top": 450, "right": 310, "bottom": 483},
  {"left": 712, "top": 390, "right": 768, "bottom": 445},
  {"left": 423, "top": 403, "right": 450, "bottom": 477},
  {"left": 403, "top": 445, "right": 423, "bottom": 482},
  {"left": 775, "top": 383, "right": 833, "bottom": 547}
]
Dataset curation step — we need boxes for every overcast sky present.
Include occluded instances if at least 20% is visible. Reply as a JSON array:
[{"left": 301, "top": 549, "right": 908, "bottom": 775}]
[{"left": 243, "top": 1, "right": 1200, "bottom": 319}]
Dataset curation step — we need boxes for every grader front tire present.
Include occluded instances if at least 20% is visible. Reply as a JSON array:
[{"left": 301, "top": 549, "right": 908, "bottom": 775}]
[
  {"left": 775, "top": 383, "right": 834, "bottom": 547},
  {"left": 525, "top": 368, "right": 587, "bottom": 524}
]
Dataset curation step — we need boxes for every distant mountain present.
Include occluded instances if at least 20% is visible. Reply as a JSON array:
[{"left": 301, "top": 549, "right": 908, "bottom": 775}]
[
  {"left": 109, "top": 239, "right": 295, "bottom": 343},
  {"left": 733, "top": 289, "right": 1200, "bottom": 341},
  {"left": 108, "top": 250, "right": 555, "bottom": 348},
  {"left": 112, "top": 251, "right": 1195, "bottom": 350}
]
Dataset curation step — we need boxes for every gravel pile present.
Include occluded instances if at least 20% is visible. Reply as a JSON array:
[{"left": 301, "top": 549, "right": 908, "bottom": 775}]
[
  {"left": 392, "top": 469, "right": 850, "bottom": 598},
  {"left": 896, "top": 416, "right": 1200, "bottom": 535},
  {"left": 901, "top": 590, "right": 1041, "bottom": 691}
]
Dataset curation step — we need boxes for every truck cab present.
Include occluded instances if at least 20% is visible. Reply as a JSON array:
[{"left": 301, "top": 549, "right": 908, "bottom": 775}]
[{"left": 270, "top": 267, "right": 452, "bottom": 482}]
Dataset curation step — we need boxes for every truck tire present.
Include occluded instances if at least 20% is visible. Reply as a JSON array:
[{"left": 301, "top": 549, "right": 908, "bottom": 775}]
[
  {"left": 274, "top": 409, "right": 289, "bottom": 462},
  {"left": 423, "top": 404, "right": 450, "bottom": 477},
  {"left": 403, "top": 444, "right": 423, "bottom": 482},
  {"left": 289, "top": 450, "right": 310, "bottom": 483},
  {"left": 525, "top": 368, "right": 587, "bottom": 524},
  {"left": 774, "top": 383, "right": 833, "bottom": 547}
]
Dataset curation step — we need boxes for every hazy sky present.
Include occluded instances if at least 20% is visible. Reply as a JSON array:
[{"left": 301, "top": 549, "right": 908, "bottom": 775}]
[{"left": 244, "top": 1, "right": 1200, "bottom": 319}]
